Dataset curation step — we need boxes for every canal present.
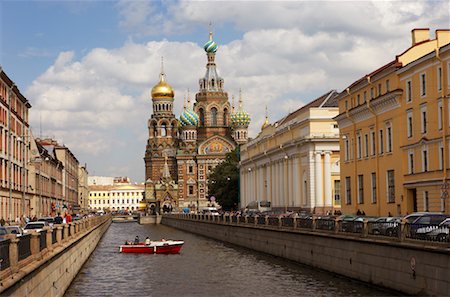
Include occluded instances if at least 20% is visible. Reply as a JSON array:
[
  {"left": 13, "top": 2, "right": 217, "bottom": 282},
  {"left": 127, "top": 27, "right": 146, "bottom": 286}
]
[{"left": 65, "top": 222, "right": 398, "bottom": 297}]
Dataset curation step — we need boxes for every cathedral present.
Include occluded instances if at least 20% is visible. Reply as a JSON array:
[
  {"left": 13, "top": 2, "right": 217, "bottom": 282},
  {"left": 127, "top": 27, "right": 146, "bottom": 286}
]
[{"left": 144, "top": 32, "right": 251, "bottom": 212}]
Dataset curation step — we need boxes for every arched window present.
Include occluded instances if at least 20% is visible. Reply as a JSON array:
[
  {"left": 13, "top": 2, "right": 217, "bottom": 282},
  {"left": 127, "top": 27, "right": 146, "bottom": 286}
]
[
  {"left": 211, "top": 79, "right": 215, "bottom": 88},
  {"left": 199, "top": 108, "right": 205, "bottom": 126},
  {"left": 223, "top": 108, "right": 228, "bottom": 126},
  {"left": 152, "top": 123, "right": 157, "bottom": 137},
  {"left": 211, "top": 107, "right": 217, "bottom": 126},
  {"left": 161, "top": 123, "right": 167, "bottom": 137}
]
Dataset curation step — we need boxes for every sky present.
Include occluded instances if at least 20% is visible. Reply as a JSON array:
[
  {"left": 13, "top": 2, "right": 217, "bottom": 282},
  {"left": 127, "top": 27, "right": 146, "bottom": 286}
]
[{"left": 0, "top": 0, "right": 449, "bottom": 183}]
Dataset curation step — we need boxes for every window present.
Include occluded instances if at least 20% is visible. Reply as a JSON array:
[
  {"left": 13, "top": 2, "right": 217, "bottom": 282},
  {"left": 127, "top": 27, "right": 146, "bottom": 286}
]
[
  {"left": 344, "top": 138, "right": 350, "bottom": 161},
  {"left": 438, "top": 67, "right": 442, "bottom": 91},
  {"left": 424, "top": 191, "right": 429, "bottom": 212},
  {"left": 161, "top": 123, "right": 167, "bottom": 137},
  {"left": 371, "top": 173, "right": 377, "bottom": 203},
  {"left": 188, "top": 185, "right": 194, "bottom": 195},
  {"left": 188, "top": 165, "right": 193, "bottom": 174},
  {"left": 334, "top": 180, "right": 341, "bottom": 205},
  {"left": 199, "top": 108, "right": 205, "bottom": 126},
  {"left": 438, "top": 100, "right": 443, "bottom": 130},
  {"left": 439, "top": 145, "right": 444, "bottom": 170},
  {"left": 406, "top": 151, "right": 414, "bottom": 174},
  {"left": 223, "top": 109, "right": 228, "bottom": 126},
  {"left": 421, "top": 105, "right": 427, "bottom": 134},
  {"left": 422, "top": 149, "right": 428, "bottom": 172},
  {"left": 379, "top": 129, "right": 384, "bottom": 154},
  {"left": 386, "top": 125, "right": 392, "bottom": 153},
  {"left": 363, "top": 91, "right": 367, "bottom": 103},
  {"left": 420, "top": 73, "right": 426, "bottom": 96},
  {"left": 378, "top": 83, "right": 382, "bottom": 96},
  {"left": 371, "top": 130, "right": 376, "bottom": 155},
  {"left": 357, "top": 134, "right": 362, "bottom": 159},
  {"left": 345, "top": 177, "right": 351, "bottom": 205},
  {"left": 345, "top": 100, "right": 348, "bottom": 110},
  {"left": 357, "top": 175, "right": 364, "bottom": 204},
  {"left": 387, "top": 170, "right": 395, "bottom": 203},
  {"left": 211, "top": 107, "right": 217, "bottom": 126},
  {"left": 364, "top": 134, "right": 369, "bottom": 158},
  {"left": 370, "top": 87, "right": 374, "bottom": 99},
  {"left": 386, "top": 80, "right": 390, "bottom": 92},
  {"left": 407, "top": 110, "right": 413, "bottom": 138},
  {"left": 406, "top": 80, "right": 412, "bottom": 102}
]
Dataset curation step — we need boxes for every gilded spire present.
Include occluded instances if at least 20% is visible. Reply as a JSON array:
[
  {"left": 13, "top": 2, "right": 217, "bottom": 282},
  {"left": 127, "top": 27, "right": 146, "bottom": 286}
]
[
  {"left": 209, "top": 21, "right": 213, "bottom": 41},
  {"left": 238, "top": 88, "right": 243, "bottom": 110},
  {"left": 261, "top": 105, "right": 270, "bottom": 130},
  {"left": 160, "top": 56, "right": 166, "bottom": 82},
  {"left": 232, "top": 95, "right": 235, "bottom": 113}
]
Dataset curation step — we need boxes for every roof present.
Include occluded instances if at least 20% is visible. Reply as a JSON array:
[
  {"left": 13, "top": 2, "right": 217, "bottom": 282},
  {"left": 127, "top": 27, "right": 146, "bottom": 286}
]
[{"left": 277, "top": 90, "right": 338, "bottom": 126}]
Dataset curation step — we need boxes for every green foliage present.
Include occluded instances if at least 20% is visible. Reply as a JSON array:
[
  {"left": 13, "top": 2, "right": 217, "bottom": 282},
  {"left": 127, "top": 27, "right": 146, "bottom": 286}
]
[{"left": 207, "top": 148, "right": 240, "bottom": 210}]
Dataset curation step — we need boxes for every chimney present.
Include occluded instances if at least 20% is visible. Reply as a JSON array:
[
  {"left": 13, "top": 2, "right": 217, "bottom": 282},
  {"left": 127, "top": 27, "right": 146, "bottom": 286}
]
[
  {"left": 411, "top": 28, "right": 430, "bottom": 46},
  {"left": 436, "top": 29, "right": 450, "bottom": 49}
]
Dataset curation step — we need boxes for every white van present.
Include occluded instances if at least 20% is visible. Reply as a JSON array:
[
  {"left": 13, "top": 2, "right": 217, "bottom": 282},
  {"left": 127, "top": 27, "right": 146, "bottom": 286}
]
[{"left": 201, "top": 207, "right": 220, "bottom": 216}]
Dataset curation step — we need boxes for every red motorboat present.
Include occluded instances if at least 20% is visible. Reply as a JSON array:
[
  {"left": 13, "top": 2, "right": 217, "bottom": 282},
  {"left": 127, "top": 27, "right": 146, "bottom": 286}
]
[{"left": 119, "top": 240, "right": 184, "bottom": 254}]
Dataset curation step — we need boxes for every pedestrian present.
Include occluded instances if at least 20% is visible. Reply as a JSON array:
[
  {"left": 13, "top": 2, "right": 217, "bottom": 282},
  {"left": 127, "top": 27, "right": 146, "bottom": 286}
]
[
  {"left": 145, "top": 237, "right": 151, "bottom": 245},
  {"left": 134, "top": 235, "right": 140, "bottom": 244},
  {"left": 66, "top": 213, "right": 72, "bottom": 223},
  {"left": 55, "top": 213, "right": 63, "bottom": 224},
  {"left": 0, "top": 217, "right": 5, "bottom": 226}
]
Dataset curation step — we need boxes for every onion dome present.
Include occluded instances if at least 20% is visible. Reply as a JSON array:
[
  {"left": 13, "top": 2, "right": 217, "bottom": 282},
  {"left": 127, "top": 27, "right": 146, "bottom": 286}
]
[
  {"left": 203, "top": 32, "right": 218, "bottom": 53},
  {"left": 231, "top": 90, "right": 251, "bottom": 127},
  {"left": 180, "top": 94, "right": 199, "bottom": 127},
  {"left": 261, "top": 106, "right": 270, "bottom": 129},
  {"left": 151, "top": 57, "right": 174, "bottom": 99}
]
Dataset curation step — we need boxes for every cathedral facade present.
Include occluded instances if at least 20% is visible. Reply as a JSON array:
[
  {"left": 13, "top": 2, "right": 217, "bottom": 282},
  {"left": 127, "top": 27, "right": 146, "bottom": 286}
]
[{"left": 144, "top": 33, "right": 250, "bottom": 212}]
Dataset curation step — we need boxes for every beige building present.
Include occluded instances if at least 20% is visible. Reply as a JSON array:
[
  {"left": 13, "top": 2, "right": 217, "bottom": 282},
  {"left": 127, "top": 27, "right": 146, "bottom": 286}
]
[
  {"left": 78, "top": 164, "right": 89, "bottom": 213},
  {"left": 335, "top": 29, "right": 450, "bottom": 216},
  {"left": 89, "top": 178, "right": 145, "bottom": 212},
  {"left": 0, "top": 68, "right": 32, "bottom": 222},
  {"left": 240, "top": 91, "right": 341, "bottom": 214}
]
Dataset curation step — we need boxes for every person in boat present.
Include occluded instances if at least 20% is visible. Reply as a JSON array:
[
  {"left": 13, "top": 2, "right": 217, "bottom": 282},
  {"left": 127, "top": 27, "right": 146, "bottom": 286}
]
[
  {"left": 145, "top": 237, "right": 151, "bottom": 245},
  {"left": 134, "top": 236, "right": 140, "bottom": 244}
]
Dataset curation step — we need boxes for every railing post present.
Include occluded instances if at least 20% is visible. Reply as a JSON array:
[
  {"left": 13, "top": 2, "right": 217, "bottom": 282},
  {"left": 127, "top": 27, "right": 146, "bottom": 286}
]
[
  {"left": 236, "top": 215, "right": 240, "bottom": 224},
  {"left": 244, "top": 215, "right": 248, "bottom": 224},
  {"left": 362, "top": 218, "right": 369, "bottom": 237},
  {"left": 265, "top": 215, "right": 269, "bottom": 226},
  {"left": 312, "top": 215, "right": 317, "bottom": 231},
  {"left": 293, "top": 214, "right": 298, "bottom": 229},
  {"left": 400, "top": 219, "right": 407, "bottom": 241},
  {"left": 44, "top": 227, "right": 53, "bottom": 252},
  {"left": 63, "top": 223, "right": 69, "bottom": 242},
  {"left": 8, "top": 235, "right": 19, "bottom": 273},
  {"left": 30, "top": 232, "right": 41, "bottom": 259},
  {"left": 278, "top": 216, "right": 282, "bottom": 228},
  {"left": 56, "top": 226, "right": 63, "bottom": 245},
  {"left": 254, "top": 215, "right": 259, "bottom": 226},
  {"left": 334, "top": 217, "right": 341, "bottom": 234}
]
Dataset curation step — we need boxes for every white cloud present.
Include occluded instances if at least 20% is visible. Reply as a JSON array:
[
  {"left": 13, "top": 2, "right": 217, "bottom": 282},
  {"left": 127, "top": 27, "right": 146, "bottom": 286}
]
[{"left": 26, "top": 0, "right": 449, "bottom": 182}]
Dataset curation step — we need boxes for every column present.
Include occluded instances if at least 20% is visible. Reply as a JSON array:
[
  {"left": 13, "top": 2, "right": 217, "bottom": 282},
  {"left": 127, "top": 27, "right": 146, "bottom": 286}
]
[
  {"left": 293, "top": 157, "right": 300, "bottom": 207},
  {"left": 324, "top": 152, "right": 332, "bottom": 207},
  {"left": 270, "top": 162, "right": 275, "bottom": 204},
  {"left": 315, "top": 152, "right": 323, "bottom": 210}
]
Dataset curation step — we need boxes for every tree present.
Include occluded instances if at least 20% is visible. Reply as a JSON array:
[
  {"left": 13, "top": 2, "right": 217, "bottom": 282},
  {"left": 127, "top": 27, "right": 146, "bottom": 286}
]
[{"left": 207, "top": 148, "right": 239, "bottom": 210}]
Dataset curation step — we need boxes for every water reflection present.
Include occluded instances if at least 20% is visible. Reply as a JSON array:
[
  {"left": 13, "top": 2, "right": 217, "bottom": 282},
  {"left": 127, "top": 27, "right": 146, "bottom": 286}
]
[{"left": 65, "top": 222, "right": 397, "bottom": 297}]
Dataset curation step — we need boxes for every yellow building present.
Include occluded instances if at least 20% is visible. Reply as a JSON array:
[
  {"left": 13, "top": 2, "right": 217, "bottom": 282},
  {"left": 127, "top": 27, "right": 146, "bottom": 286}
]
[
  {"left": 335, "top": 29, "right": 450, "bottom": 216},
  {"left": 240, "top": 91, "right": 341, "bottom": 214}
]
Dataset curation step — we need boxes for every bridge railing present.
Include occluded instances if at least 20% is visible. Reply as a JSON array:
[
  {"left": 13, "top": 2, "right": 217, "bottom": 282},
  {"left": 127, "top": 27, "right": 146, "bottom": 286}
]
[
  {"left": 172, "top": 213, "right": 449, "bottom": 245},
  {"left": 0, "top": 214, "right": 110, "bottom": 280}
]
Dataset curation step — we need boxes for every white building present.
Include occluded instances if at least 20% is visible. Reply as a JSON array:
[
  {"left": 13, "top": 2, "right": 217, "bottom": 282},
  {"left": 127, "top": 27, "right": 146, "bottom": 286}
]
[{"left": 88, "top": 182, "right": 145, "bottom": 212}]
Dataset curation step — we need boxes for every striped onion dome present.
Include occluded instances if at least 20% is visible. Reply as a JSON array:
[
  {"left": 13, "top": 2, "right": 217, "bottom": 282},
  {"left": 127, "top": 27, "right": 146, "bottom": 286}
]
[
  {"left": 203, "top": 32, "right": 218, "bottom": 53},
  {"left": 180, "top": 109, "right": 199, "bottom": 127}
]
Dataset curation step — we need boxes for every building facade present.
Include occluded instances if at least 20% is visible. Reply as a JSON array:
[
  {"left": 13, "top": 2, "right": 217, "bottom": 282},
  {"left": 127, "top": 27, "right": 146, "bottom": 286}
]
[
  {"left": 78, "top": 164, "right": 89, "bottom": 213},
  {"left": 0, "top": 68, "right": 32, "bottom": 222},
  {"left": 240, "top": 91, "right": 341, "bottom": 214},
  {"left": 144, "top": 32, "right": 250, "bottom": 212},
  {"left": 88, "top": 178, "right": 145, "bottom": 212},
  {"left": 335, "top": 29, "right": 450, "bottom": 216}
]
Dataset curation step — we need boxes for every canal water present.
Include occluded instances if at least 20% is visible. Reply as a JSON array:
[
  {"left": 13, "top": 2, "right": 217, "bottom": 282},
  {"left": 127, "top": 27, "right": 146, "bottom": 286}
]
[{"left": 65, "top": 222, "right": 398, "bottom": 297}]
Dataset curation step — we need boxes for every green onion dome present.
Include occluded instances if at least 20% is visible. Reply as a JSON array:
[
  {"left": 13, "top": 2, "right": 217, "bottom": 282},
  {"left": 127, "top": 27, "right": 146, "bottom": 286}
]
[
  {"left": 204, "top": 32, "right": 218, "bottom": 53},
  {"left": 180, "top": 108, "right": 199, "bottom": 127}
]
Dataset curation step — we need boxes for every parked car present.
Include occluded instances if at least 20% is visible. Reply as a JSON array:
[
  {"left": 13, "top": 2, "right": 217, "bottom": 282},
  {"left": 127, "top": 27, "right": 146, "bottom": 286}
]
[
  {"left": 5, "top": 225, "right": 24, "bottom": 237},
  {"left": 370, "top": 217, "right": 401, "bottom": 236},
  {"left": 23, "top": 221, "right": 49, "bottom": 234},
  {"left": 38, "top": 217, "right": 55, "bottom": 227},
  {"left": 415, "top": 218, "right": 450, "bottom": 242},
  {"left": 0, "top": 226, "right": 8, "bottom": 241},
  {"left": 404, "top": 212, "right": 450, "bottom": 238}
]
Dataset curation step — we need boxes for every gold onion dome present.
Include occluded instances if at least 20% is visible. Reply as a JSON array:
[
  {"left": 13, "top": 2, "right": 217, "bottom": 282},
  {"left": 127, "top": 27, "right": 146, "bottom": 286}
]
[{"left": 151, "top": 72, "right": 174, "bottom": 99}]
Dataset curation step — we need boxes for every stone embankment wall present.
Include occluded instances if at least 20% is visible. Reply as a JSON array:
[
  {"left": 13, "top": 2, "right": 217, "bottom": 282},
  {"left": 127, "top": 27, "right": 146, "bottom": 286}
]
[
  {"left": 0, "top": 215, "right": 111, "bottom": 297},
  {"left": 162, "top": 215, "right": 449, "bottom": 296}
]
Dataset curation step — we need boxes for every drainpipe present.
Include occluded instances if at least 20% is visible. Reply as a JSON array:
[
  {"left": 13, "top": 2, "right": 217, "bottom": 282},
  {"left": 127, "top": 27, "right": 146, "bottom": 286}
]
[
  {"left": 366, "top": 76, "right": 381, "bottom": 216},
  {"left": 436, "top": 48, "right": 448, "bottom": 213}
]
